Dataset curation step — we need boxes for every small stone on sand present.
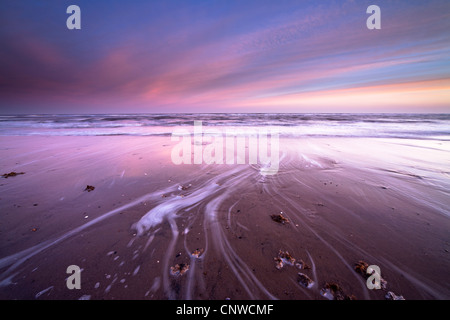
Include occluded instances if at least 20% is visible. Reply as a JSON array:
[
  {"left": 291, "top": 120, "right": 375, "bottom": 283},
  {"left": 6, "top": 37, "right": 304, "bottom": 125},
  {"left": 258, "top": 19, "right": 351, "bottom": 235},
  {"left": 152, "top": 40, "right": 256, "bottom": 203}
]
[{"left": 84, "top": 185, "right": 95, "bottom": 192}]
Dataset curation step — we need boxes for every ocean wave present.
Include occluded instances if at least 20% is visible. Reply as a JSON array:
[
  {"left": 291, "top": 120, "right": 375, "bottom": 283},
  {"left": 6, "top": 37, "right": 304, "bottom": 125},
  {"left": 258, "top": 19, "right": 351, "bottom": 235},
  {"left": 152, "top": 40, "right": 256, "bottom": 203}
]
[{"left": 0, "top": 113, "right": 448, "bottom": 139}]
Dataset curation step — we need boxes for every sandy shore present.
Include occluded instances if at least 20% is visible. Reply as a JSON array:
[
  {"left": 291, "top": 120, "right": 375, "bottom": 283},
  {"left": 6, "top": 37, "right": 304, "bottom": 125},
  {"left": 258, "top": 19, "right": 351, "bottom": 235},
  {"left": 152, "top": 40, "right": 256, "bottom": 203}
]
[{"left": 0, "top": 135, "right": 449, "bottom": 300}]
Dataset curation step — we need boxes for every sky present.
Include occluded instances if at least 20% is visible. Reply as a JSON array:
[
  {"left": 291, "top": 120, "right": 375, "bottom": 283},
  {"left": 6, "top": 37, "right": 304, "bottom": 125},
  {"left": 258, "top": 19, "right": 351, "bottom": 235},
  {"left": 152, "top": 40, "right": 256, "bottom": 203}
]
[{"left": 0, "top": 0, "right": 449, "bottom": 114}]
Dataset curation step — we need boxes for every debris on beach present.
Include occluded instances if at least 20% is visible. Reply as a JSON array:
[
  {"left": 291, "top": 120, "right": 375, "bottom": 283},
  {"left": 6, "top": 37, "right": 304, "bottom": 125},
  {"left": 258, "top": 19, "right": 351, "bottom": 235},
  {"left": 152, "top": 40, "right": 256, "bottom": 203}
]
[
  {"left": 274, "top": 250, "right": 296, "bottom": 270},
  {"left": 170, "top": 263, "right": 189, "bottom": 276},
  {"left": 295, "top": 259, "right": 311, "bottom": 270},
  {"left": 316, "top": 203, "right": 325, "bottom": 207},
  {"left": 270, "top": 212, "right": 289, "bottom": 224},
  {"left": 274, "top": 250, "right": 312, "bottom": 271},
  {"left": 354, "top": 260, "right": 369, "bottom": 275},
  {"left": 30, "top": 227, "right": 38, "bottom": 232},
  {"left": 354, "top": 260, "right": 387, "bottom": 289},
  {"left": 178, "top": 184, "right": 192, "bottom": 191},
  {"left": 191, "top": 248, "right": 204, "bottom": 258},
  {"left": 319, "top": 282, "right": 356, "bottom": 300},
  {"left": 320, "top": 282, "right": 342, "bottom": 300},
  {"left": 2, "top": 171, "right": 25, "bottom": 178},
  {"left": 297, "top": 273, "right": 314, "bottom": 288},
  {"left": 84, "top": 185, "right": 95, "bottom": 192},
  {"left": 385, "top": 291, "right": 405, "bottom": 300},
  {"left": 274, "top": 257, "right": 284, "bottom": 270}
]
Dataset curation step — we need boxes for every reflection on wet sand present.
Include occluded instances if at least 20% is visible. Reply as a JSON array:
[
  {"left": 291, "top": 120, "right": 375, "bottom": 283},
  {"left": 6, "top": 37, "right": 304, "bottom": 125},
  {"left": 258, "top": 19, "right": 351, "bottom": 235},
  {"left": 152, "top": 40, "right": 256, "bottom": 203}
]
[{"left": 0, "top": 136, "right": 449, "bottom": 300}]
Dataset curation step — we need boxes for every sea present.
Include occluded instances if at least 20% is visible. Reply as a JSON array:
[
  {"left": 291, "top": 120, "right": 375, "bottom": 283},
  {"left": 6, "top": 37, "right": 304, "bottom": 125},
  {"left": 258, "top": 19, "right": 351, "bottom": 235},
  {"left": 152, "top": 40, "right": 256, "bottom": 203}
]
[{"left": 0, "top": 113, "right": 449, "bottom": 140}]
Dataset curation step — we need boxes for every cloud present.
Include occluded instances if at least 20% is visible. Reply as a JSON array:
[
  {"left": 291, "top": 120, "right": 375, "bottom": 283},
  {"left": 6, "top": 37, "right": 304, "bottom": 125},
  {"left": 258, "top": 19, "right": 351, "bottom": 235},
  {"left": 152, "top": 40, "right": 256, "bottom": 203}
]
[
  {"left": 238, "top": 79, "right": 450, "bottom": 112},
  {"left": 0, "top": 0, "right": 449, "bottom": 113}
]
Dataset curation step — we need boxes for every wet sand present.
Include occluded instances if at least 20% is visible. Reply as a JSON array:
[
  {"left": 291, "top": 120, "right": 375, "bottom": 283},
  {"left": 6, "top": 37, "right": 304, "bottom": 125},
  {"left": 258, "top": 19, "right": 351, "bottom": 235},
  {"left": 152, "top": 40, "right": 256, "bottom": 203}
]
[{"left": 0, "top": 135, "right": 449, "bottom": 300}]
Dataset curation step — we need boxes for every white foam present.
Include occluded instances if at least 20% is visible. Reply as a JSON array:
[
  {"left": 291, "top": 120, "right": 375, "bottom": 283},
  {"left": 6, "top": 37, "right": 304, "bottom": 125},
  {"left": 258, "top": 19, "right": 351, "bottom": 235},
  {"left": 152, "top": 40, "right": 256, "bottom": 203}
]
[
  {"left": 35, "top": 286, "right": 53, "bottom": 299},
  {"left": 132, "top": 183, "right": 221, "bottom": 235},
  {"left": 300, "top": 154, "right": 323, "bottom": 168}
]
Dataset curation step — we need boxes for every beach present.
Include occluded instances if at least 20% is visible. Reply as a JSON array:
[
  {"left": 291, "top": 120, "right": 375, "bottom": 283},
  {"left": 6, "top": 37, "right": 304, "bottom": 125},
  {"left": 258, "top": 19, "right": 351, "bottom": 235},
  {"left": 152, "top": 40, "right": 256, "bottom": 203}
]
[
  {"left": 2, "top": 0, "right": 450, "bottom": 303},
  {"left": 0, "top": 129, "right": 449, "bottom": 300}
]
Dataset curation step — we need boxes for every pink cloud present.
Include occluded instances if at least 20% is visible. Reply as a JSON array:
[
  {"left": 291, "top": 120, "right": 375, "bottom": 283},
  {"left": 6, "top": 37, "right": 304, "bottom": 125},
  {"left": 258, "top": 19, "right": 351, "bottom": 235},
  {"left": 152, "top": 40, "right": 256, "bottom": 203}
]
[{"left": 237, "top": 79, "right": 450, "bottom": 112}]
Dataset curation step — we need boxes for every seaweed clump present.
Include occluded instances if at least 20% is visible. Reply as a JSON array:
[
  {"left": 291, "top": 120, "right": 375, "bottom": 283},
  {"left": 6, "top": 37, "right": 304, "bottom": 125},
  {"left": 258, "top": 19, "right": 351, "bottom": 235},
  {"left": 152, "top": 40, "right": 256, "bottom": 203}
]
[
  {"left": 354, "top": 260, "right": 369, "bottom": 276},
  {"left": 2, "top": 172, "right": 25, "bottom": 178},
  {"left": 270, "top": 213, "right": 289, "bottom": 224},
  {"left": 274, "top": 250, "right": 296, "bottom": 269},
  {"left": 297, "top": 273, "right": 314, "bottom": 288},
  {"left": 170, "top": 263, "right": 189, "bottom": 276},
  {"left": 84, "top": 185, "right": 95, "bottom": 192},
  {"left": 191, "top": 248, "right": 204, "bottom": 258}
]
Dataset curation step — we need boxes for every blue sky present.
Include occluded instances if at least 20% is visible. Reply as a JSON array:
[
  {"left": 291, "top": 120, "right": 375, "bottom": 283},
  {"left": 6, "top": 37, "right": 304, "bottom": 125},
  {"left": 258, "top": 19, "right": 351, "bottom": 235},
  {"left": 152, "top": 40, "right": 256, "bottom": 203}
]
[{"left": 0, "top": 0, "right": 449, "bottom": 113}]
